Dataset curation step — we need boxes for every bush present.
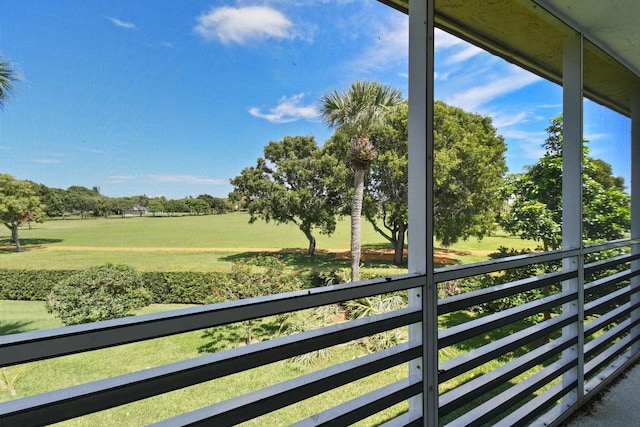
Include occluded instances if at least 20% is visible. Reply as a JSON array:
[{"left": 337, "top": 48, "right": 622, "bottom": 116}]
[
  {"left": 46, "top": 264, "right": 153, "bottom": 325},
  {"left": 0, "top": 269, "right": 76, "bottom": 300},
  {"left": 141, "top": 271, "right": 225, "bottom": 304}
]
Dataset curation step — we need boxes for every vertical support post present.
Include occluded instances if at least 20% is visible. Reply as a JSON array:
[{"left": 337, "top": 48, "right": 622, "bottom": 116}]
[
  {"left": 631, "top": 89, "right": 640, "bottom": 354},
  {"left": 561, "top": 33, "right": 584, "bottom": 406},
  {"left": 407, "top": 0, "right": 436, "bottom": 425}
]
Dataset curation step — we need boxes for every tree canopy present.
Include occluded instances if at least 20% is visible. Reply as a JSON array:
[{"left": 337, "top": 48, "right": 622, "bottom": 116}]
[
  {"left": 500, "top": 115, "right": 630, "bottom": 250},
  {"left": 229, "top": 135, "right": 347, "bottom": 256},
  {"left": 324, "top": 100, "right": 507, "bottom": 263},
  {"left": 0, "top": 174, "right": 46, "bottom": 251}
]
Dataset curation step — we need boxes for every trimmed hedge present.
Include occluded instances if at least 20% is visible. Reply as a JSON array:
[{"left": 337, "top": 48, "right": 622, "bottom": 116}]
[
  {"left": 0, "top": 269, "right": 76, "bottom": 301},
  {"left": 0, "top": 269, "right": 226, "bottom": 304},
  {"left": 141, "top": 271, "right": 227, "bottom": 304},
  {"left": 0, "top": 267, "right": 393, "bottom": 305}
]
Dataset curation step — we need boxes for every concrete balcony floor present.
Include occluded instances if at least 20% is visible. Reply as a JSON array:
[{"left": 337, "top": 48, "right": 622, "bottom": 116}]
[{"left": 564, "top": 362, "right": 640, "bottom": 426}]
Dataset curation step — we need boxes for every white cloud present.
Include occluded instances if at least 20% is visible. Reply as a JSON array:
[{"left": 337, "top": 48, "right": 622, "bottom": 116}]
[
  {"left": 351, "top": 15, "right": 408, "bottom": 73},
  {"left": 446, "top": 44, "right": 483, "bottom": 64},
  {"left": 435, "top": 28, "right": 464, "bottom": 49},
  {"left": 492, "top": 111, "right": 529, "bottom": 129},
  {"left": 249, "top": 93, "right": 319, "bottom": 123},
  {"left": 106, "top": 17, "right": 136, "bottom": 29},
  {"left": 445, "top": 68, "right": 542, "bottom": 112},
  {"left": 148, "top": 174, "right": 227, "bottom": 185},
  {"left": 34, "top": 158, "right": 62, "bottom": 164},
  {"left": 108, "top": 174, "right": 226, "bottom": 185},
  {"left": 194, "top": 6, "right": 294, "bottom": 45}
]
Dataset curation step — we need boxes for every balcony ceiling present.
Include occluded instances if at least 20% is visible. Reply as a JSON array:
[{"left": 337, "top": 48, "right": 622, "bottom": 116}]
[{"left": 381, "top": 0, "right": 640, "bottom": 116}]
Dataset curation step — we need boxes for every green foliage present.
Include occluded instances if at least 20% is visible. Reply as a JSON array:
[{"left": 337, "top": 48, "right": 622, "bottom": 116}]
[
  {"left": 229, "top": 135, "right": 348, "bottom": 256},
  {"left": 203, "top": 255, "right": 304, "bottom": 344},
  {"left": 46, "top": 264, "right": 153, "bottom": 325},
  {"left": 206, "top": 255, "right": 303, "bottom": 303},
  {"left": 320, "top": 80, "right": 403, "bottom": 282},
  {"left": 278, "top": 305, "right": 342, "bottom": 366},
  {"left": 454, "top": 247, "right": 557, "bottom": 315},
  {"left": 306, "top": 268, "right": 346, "bottom": 287},
  {"left": 325, "top": 100, "right": 507, "bottom": 262},
  {"left": 0, "top": 53, "right": 20, "bottom": 108},
  {"left": 433, "top": 101, "right": 507, "bottom": 246},
  {"left": 0, "top": 174, "right": 46, "bottom": 251},
  {"left": 345, "top": 292, "right": 409, "bottom": 353},
  {"left": 501, "top": 115, "right": 630, "bottom": 250},
  {"left": 141, "top": 271, "right": 226, "bottom": 304},
  {"left": 0, "top": 269, "right": 75, "bottom": 300}
]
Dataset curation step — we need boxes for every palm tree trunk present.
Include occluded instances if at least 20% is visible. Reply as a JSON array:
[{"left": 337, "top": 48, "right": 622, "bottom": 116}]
[
  {"left": 393, "top": 222, "right": 406, "bottom": 265},
  {"left": 351, "top": 167, "right": 366, "bottom": 282}
]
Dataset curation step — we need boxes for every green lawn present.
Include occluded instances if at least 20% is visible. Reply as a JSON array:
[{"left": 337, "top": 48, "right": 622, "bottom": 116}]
[
  {"left": 0, "top": 213, "right": 539, "bottom": 271},
  {"left": 0, "top": 300, "right": 408, "bottom": 426},
  {"left": 4, "top": 213, "right": 387, "bottom": 249},
  {"left": 0, "top": 299, "right": 550, "bottom": 426}
]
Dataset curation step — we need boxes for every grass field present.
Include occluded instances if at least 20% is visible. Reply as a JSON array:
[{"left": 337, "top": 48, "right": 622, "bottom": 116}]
[
  {"left": 0, "top": 213, "right": 539, "bottom": 271},
  {"left": 0, "top": 299, "right": 548, "bottom": 425},
  {"left": 0, "top": 216, "right": 545, "bottom": 425},
  {"left": 0, "top": 300, "right": 409, "bottom": 425}
]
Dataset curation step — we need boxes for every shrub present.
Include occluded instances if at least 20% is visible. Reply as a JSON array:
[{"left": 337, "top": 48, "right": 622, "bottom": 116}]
[
  {"left": 0, "top": 269, "right": 76, "bottom": 300},
  {"left": 46, "top": 264, "right": 153, "bottom": 325},
  {"left": 204, "top": 255, "right": 304, "bottom": 344}
]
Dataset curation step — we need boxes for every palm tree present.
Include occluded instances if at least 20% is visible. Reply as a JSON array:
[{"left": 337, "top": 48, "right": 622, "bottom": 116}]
[
  {"left": 0, "top": 53, "right": 20, "bottom": 109},
  {"left": 320, "top": 81, "right": 403, "bottom": 282}
]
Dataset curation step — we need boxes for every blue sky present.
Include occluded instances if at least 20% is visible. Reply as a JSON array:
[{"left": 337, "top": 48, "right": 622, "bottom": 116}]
[{"left": 0, "top": 0, "right": 631, "bottom": 199}]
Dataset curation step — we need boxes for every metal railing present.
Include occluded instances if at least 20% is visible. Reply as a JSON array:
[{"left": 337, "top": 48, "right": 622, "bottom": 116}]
[{"left": 1, "top": 239, "right": 639, "bottom": 426}]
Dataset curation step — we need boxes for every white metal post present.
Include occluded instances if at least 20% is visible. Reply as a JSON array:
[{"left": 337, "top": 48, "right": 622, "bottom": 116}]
[
  {"left": 561, "top": 33, "right": 584, "bottom": 406},
  {"left": 407, "top": 0, "right": 436, "bottom": 424},
  {"left": 631, "top": 88, "right": 640, "bottom": 353}
]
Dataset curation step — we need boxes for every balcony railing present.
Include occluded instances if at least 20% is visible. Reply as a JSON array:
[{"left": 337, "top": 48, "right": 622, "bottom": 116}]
[{"left": 1, "top": 238, "right": 639, "bottom": 426}]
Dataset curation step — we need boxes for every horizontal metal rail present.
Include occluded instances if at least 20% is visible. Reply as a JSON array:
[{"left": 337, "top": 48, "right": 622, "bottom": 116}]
[
  {"left": 155, "top": 343, "right": 421, "bottom": 427},
  {"left": 438, "top": 314, "right": 574, "bottom": 383},
  {"left": 0, "top": 305, "right": 421, "bottom": 426},
  {"left": 583, "top": 238, "right": 640, "bottom": 255},
  {"left": 289, "top": 376, "right": 422, "bottom": 427},
  {"left": 434, "top": 248, "right": 578, "bottom": 283},
  {"left": 439, "top": 290, "right": 575, "bottom": 349},
  {"left": 444, "top": 356, "right": 575, "bottom": 426},
  {"left": 438, "top": 270, "right": 576, "bottom": 315},
  {"left": 1, "top": 238, "right": 639, "bottom": 426},
  {"left": 0, "top": 273, "right": 425, "bottom": 368},
  {"left": 153, "top": 342, "right": 422, "bottom": 426},
  {"left": 439, "top": 332, "right": 576, "bottom": 416}
]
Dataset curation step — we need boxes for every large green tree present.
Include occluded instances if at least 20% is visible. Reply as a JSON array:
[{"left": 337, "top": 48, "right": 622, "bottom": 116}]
[
  {"left": 229, "top": 135, "right": 346, "bottom": 256},
  {"left": 320, "top": 81, "right": 402, "bottom": 281},
  {"left": 501, "top": 115, "right": 631, "bottom": 251},
  {"left": 433, "top": 101, "right": 507, "bottom": 246},
  {"left": 0, "top": 174, "right": 46, "bottom": 251},
  {"left": 325, "top": 100, "right": 507, "bottom": 265}
]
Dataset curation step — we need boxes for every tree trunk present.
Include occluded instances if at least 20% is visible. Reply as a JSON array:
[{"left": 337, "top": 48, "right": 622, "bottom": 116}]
[
  {"left": 304, "top": 231, "right": 316, "bottom": 256},
  {"left": 351, "top": 167, "right": 366, "bottom": 282},
  {"left": 393, "top": 222, "right": 407, "bottom": 265},
  {"left": 11, "top": 222, "right": 22, "bottom": 252}
]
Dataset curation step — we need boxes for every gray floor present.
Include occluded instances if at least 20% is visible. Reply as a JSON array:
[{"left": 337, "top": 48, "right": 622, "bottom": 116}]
[{"left": 564, "top": 362, "right": 640, "bottom": 427}]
